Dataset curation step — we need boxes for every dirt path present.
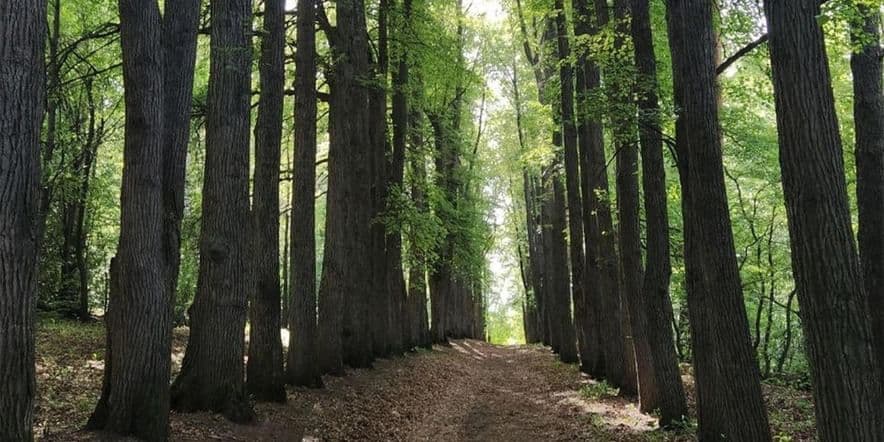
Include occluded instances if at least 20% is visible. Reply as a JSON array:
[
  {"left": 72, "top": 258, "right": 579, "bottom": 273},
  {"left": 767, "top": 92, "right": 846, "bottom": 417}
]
[{"left": 162, "top": 340, "right": 660, "bottom": 441}]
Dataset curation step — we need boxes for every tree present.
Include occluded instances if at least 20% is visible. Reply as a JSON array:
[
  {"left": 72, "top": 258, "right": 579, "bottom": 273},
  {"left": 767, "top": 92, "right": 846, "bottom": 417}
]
[
  {"left": 580, "top": 0, "right": 627, "bottom": 388},
  {"left": 287, "top": 0, "right": 324, "bottom": 388},
  {"left": 630, "top": 0, "right": 688, "bottom": 427},
  {"left": 0, "top": 0, "right": 45, "bottom": 439},
  {"left": 170, "top": 0, "right": 255, "bottom": 422},
  {"left": 247, "top": 0, "right": 287, "bottom": 403},
  {"left": 387, "top": 0, "right": 412, "bottom": 352},
  {"left": 851, "top": 4, "right": 884, "bottom": 368},
  {"left": 553, "top": 0, "right": 592, "bottom": 373},
  {"left": 764, "top": 0, "right": 884, "bottom": 437},
  {"left": 318, "top": 0, "right": 375, "bottom": 371},
  {"left": 87, "top": 0, "right": 200, "bottom": 437},
  {"left": 665, "top": 1, "right": 771, "bottom": 439}
]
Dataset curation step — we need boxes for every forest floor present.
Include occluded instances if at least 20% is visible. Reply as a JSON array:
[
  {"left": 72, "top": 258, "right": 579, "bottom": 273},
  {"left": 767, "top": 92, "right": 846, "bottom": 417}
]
[{"left": 34, "top": 318, "right": 816, "bottom": 441}]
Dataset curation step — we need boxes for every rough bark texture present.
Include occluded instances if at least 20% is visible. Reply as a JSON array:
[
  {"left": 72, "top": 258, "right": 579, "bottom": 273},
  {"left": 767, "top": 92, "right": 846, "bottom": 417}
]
[
  {"left": 851, "top": 6, "right": 884, "bottom": 372},
  {"left": 170, "top": 0, "right": 255, "bottom": 423},
  {"left": 666, "top": 2, "right": 771, "bottom": 440},
  {"left": 553, "top": 0, "right": 590, "bottom": 374},
  {"left": 764, "top": 0, "right": 884, "bottom": 438},
  {"left": 85, "top": 0, "right": 176, "bottom": 438},
  {"left": 319, "top": 0, "right": 375, "bottom": 371},
  {"left": 88, "top": 1, "right": 200, "bottom": 438},
  {"left": 630, "top": 0, "right": 688, "bottom": 426},
  {"left": 247, "top": 0, "right": 286, "bottom": 403},
  {"left": 0, "top": 0, "right": 45, "bottom": 439},
  {"left": 287, "top": 0, "right": 323, "bottom": 388}
]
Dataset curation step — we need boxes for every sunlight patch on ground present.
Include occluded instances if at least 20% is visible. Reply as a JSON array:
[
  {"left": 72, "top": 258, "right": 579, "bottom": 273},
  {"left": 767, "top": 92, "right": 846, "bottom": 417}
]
[{"left": 555, "top": 389, "right": 659, "bottom": 433}]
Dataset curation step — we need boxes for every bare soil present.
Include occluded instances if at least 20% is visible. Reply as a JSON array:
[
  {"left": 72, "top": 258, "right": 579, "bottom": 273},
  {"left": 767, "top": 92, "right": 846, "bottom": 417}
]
[{"left": 35, "top": 320, "right": 814, "bottom": 441}]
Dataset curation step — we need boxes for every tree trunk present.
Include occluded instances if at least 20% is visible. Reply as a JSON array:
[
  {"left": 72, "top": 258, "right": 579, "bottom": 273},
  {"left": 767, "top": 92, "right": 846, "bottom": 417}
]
[
  {"left": 86, "top": 0, "right": 176, "bottom": 438},
  {"left": 666, "top": 1, "right": 770, "bottom": 439},
  {"left": 0, "top": 0, "right": 44, "bottom": 439},
  {"left": 287, "top": 0, "right": 323, "bottom": 388},
  {"left": 319, "top": 0, "right": 375, "bottom": 371},
  {"left": 571, "top": 0, "right": 607, "bottom": 379},
  {"left": 370, "top": 0, "right": 394, "bottom": 358},
  {"left": 407, "top": 109, "right": 432, "bottom": 349},
  {"left": 630, "top": 0, "right": 688, "bottom": 427},
  {"left": 850, "top": 5, "right": 884, "bottom": 373},
  {"left": 247, "top": 0, "right": 286, "bottom": 403},
  {"left": 160, "top": 0, "right": 200, "bottom": 330},
  {"left": 553, "top": 0, "right": 591, "bottom": 374},
  {"left": 387, "top": 0, "right": 412, "bottom": 354},
  {"left": 606, "top": 0, "right": 656, "bottom": 408},
  {"left": 764, "top": 0, "right": 884, "bottom": 437},
  {"left": 170, "top": 0, "right": 255, "bottom": 423}
]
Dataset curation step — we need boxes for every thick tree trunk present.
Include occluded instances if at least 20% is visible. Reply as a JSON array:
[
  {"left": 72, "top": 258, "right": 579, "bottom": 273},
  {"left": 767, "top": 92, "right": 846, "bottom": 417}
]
[
  {"left": 319, "top": 0, "right": 375, "bottom": 371},
  {"left": 247, "top": 0, "right": 286, "bottom": 403},
  {"left": 89, "top": 0, "right": 199, "bottom": 438},
  {"left": 850, "top": 6, "right": 884, "bottom": 373},
  {"left": 287, "top": 0, "right": 323, "bottom": 388},
  {"left": 86, "top": 0, "right": 173, "bottom": 438},
  {"left": 170, "top": 0, "right": 255, "bottom": 423},
  {"left": 544, "top": 172, "right": 579, "bottom": 363},
  {"left": 630, "top": 0, "right": 688, "bottom": 427},
  {"left": 0, "top": 0, "right": 45, "bottom": 439},
  {"left": 764, "top": 0, "right": 884, "bottom": 438},
  {"left": 666, "top": 1, "right": 770, "bottom": 439}
]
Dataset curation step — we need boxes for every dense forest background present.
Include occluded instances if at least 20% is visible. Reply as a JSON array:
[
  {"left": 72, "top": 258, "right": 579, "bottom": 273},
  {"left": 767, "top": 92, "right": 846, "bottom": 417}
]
[
  {"left": 2, "top": 0, "right": 884, "bottom": 440},
  {"left": 31, "top": 0, "right": 871, "bottom": 376}
]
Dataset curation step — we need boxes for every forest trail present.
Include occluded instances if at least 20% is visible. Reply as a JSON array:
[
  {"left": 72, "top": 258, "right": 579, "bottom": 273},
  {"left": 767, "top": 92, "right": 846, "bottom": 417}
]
[{"left": 166, "top": 340, "right": 659, "bottom": 441}]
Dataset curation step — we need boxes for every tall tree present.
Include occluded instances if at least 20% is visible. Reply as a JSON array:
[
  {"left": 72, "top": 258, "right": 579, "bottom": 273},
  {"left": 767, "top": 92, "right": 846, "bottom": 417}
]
[
  {"left": 247, "top": 0, "right": 287, "bottom": 403},
  {"left": 553, "top": 0, "right": 592, "bottom": 373},
  {"left": 88, "top": 0, "right": 200, "bottom": 437},
  {"left": 630, "top": 0, "right": 688, "bottom": 427},
  {"left": 0, "top": 0, "right": 45, "bottom": 439},
  {"left": 764, "top": 0, "right": 884, "bottom": 438},
  {"left": 370, "top": 0, "right": 395, "bottom": 357},
  {"left": 851, "top": 4, "right": 884, "bottom": 367},
  {"left": 170, "top": 0, "right": 255, "bottom": 422},
  {"left": 318, "top": 0, "right": 375, "bottom": 371},
  {"left": 579, "top": 0, "right": 627, "bottom": 388},
  {"left": 388, "top": 0, "right": 412, "bottom": 352},
  {"left": 665, "top": 1, "right": 771, "bottom": 439},
  {"left": 287, "top": 0, "right": 323, "bottom": 388}
]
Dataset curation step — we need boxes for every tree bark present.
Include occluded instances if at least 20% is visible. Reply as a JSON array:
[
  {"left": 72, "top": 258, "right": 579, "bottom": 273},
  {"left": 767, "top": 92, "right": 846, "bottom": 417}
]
[
  {"left": 170, "top": 0, "right": 255, "bottom": 423},
  {"left": 0, "top": 0, "right": 45, "bottom": 439},
  {"left": 630, "top": 0, "right": 688, "bottom": 427},
  {"left": 666, "top": 1, "right": 770, "bottom": 439},
  {"left": 553, "top": 0, "right": 591, "bottom": 374},
  {"left": 319, "top": 0, "right": 375, "bottom": 371},
  {"left": 764, "top": 0, "right": 884, "bottom": 438},
  {"left": 850, "top": 5, "right": 884, "bottom": 373},
  {"left": 287, "top": 0, "right": 324, "bottom": 388},
  {"left": 88, "top": 0, "right": 199, "bottom": 438},
  {"left": 247, "top": 0, "right": 287, "bottom": 403}
]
